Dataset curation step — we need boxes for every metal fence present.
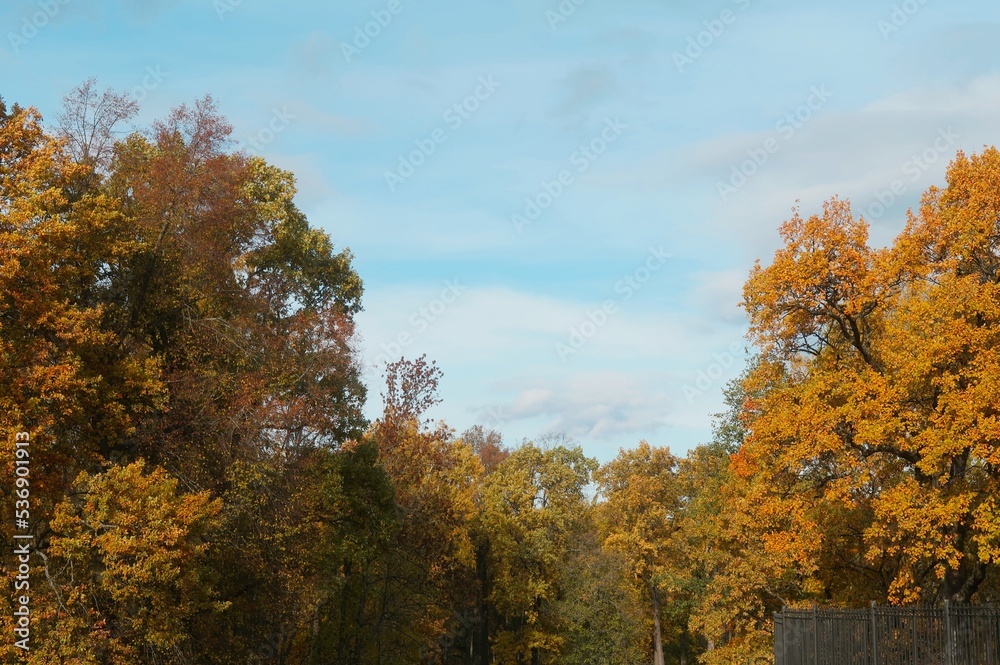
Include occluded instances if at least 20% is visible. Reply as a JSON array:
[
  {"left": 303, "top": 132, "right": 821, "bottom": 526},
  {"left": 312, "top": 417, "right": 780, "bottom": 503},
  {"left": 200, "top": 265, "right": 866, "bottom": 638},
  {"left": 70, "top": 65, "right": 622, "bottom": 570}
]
[{"left": 773, "top": 602, "right": 1000, "bottom": 665}]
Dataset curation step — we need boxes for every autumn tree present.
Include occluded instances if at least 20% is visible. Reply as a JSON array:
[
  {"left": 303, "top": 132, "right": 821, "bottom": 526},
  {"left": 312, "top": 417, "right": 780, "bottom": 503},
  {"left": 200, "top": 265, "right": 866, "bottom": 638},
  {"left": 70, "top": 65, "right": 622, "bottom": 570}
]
[
  {"left": 57, "top": 78, "right": 138, "bottom": 172},
  {"left": 479, "top": 442, "right": 598, "bottom": 664},
  {"left": 301, "top": 357, "right": 484, "bottom": 664},
  {"left": 463, "top": 424, "right": 510, "bottom": 475},
  {"left": 596, "top": 441, "right": 682, "bottom": 665},
  {"left": 1, "top": 86, "right": 369, "bottom": 663},
  {"left": 734, "top": 149, "right": 1000, "bottom": 643},
  {"left": 34, "top": 462, "right": 223, "bottom": 664},
  {"left": 555, "top": 520, "right": 648, "bottom": 665}
]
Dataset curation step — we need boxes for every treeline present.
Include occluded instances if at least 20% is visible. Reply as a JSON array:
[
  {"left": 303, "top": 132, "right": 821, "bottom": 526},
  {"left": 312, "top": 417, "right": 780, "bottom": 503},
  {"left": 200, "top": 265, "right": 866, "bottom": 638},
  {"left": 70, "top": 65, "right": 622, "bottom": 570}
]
[{"left": 3, "top": 83, "right": 1000, "bottom": 664}]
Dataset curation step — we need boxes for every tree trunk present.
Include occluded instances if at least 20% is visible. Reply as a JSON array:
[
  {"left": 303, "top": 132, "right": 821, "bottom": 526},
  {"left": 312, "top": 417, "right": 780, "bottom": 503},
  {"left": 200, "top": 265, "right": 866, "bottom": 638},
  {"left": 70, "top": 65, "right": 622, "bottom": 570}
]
[
  {"left": 941, "top": 556, "right": 986, "bottom": 603},
  {"left": 652, "top": 583, "right": 665, "bottom": 665}
]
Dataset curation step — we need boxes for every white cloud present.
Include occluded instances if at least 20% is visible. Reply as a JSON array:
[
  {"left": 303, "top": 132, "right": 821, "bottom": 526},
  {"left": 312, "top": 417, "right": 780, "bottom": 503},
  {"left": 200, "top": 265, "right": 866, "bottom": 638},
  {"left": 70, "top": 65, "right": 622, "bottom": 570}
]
[{"left": 356, "top": 283, "right": 746, "bottom": 456}]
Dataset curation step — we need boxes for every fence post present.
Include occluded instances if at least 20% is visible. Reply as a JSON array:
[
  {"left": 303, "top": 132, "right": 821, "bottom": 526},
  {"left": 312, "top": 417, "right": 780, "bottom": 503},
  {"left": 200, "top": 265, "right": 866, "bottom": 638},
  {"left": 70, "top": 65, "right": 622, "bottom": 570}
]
[
  {"left": 911, "top": 606, "right": 918, "bottom": 665},
  {"left": 944, "top": 600, "right": 953, "bottom": 665},
  {"left": 871, "top": 601, "right": 878, "bottom": 665},
  {"left": 813, "top": 604, "right": 819, "bottom": 665},
  {"left": 774, "top": 611, "right": 782, "bottom": 665}
]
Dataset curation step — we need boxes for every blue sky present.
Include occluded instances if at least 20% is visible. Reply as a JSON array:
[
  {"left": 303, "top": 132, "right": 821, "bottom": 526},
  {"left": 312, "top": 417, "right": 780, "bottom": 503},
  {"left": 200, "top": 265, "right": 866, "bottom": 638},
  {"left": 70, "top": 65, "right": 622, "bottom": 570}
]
[{"left": 4, "top": 0, "right": 999, "bottom": 460}]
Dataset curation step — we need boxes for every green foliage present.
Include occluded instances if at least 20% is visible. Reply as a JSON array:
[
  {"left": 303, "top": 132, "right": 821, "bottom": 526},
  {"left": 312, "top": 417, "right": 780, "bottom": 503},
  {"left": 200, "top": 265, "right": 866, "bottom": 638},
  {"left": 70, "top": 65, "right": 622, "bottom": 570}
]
[
  {"left": 479, "top": 442, "right": 598, "bottom": 664},
  {"left": 557, "top": 533, "right": 648, "bottom": 665}
]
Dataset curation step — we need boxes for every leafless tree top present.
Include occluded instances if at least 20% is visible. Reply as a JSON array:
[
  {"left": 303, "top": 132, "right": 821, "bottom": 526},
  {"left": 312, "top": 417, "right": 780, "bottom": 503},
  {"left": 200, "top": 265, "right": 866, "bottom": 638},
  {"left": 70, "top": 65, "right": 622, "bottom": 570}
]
[{"left": 57, "top": 78, "right": 138, "bottom": 170}]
